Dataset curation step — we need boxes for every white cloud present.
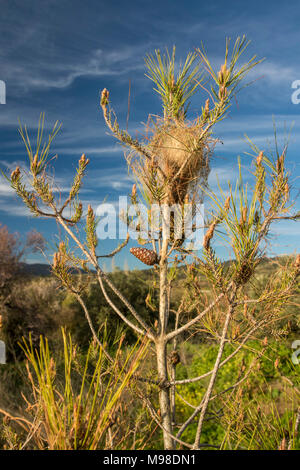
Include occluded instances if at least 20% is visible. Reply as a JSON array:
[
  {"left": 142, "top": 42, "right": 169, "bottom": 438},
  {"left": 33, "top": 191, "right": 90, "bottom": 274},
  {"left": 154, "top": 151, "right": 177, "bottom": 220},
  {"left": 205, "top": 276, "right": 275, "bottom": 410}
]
[
  {"left": 249, "top": 62, "right": 300, "bottom": 85},
  {"left": 53, "top": 145, "right": 123, "bottom": 156},
  {"left": 2, "top": 45, "right": 147, "bottom": 92},
  {"left": 0, "top": 199, "right": 31, "bottom": 217},
  {"left": 270, "top": 220, "right": 300, "bottom": 237},
  {"left": 0, "top": 182, "right": 14, "bottom": 196}
]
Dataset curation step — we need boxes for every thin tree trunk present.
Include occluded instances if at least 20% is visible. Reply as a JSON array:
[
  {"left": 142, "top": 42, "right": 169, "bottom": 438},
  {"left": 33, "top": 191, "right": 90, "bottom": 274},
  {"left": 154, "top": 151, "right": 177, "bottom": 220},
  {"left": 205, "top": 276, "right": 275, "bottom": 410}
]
[
  {"left": 156, "top": 339, "right": 173, "bottom": 449},
  {"left": 157, "top": 235, "right": 174, "bottom": 449},
  {"left": 170, "top": 309, "right": 180, "bottom": 429}
]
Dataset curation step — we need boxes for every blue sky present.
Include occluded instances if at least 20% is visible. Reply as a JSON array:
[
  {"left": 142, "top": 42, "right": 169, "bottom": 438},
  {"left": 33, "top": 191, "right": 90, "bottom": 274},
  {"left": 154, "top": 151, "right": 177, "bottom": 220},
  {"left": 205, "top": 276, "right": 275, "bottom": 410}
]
[{"left": 0, "top": 0, "right": 300, "bottom": 269}]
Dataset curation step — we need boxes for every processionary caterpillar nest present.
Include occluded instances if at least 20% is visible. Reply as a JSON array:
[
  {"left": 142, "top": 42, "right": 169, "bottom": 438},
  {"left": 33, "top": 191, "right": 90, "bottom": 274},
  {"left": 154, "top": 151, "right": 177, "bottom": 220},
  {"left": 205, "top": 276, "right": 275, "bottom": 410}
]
[{"left": 148, "top": 120, "right": 212, "bottom": 205}]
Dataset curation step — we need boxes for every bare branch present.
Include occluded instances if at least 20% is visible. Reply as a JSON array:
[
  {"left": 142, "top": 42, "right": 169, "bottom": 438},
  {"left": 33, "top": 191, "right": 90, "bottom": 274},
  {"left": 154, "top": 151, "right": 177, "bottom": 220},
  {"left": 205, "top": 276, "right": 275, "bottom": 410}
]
[
  {"left": 97, "top": 233, "right": 130, "bottom": 258},
  {"left": 171, "top": 318, "right": 268, "bottom": 386},
  {"left": 193, "top": 287, "right": 237, "bottom": 449},
  {"left": 55, "top": 212, "right": 156, "bottom": 341},
  {"left": 165, "top": 289, "right": 227, "bottom": 342},
  {"left": 73, "top": 292, "right": 114, "bottom": 363}
]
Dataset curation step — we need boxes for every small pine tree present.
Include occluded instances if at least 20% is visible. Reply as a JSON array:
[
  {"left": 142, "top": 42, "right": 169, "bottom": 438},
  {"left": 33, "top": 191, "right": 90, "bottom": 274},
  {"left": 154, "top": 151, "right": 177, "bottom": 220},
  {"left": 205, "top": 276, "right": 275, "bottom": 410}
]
[{"left": 5, "top": 37, "right": 300, "bottom": 450}]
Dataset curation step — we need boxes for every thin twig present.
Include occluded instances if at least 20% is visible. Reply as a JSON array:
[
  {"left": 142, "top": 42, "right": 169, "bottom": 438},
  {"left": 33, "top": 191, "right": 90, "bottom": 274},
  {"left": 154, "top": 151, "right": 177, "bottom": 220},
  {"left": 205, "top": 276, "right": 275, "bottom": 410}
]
[{"left": 193, "top": 286, "right": 237, "bottom": 449}]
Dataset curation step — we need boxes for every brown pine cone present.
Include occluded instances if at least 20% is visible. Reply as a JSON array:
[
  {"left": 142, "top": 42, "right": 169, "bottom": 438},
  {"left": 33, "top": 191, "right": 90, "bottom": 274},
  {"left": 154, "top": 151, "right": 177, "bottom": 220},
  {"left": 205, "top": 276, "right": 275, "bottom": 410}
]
[{"left": 130, "top": 247, "right": 159, "bottom": 266}]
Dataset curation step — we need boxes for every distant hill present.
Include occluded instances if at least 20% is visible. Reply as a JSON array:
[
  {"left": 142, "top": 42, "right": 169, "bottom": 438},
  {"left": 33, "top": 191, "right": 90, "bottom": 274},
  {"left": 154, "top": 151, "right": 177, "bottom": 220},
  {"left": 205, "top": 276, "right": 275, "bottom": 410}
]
[
  {"left": 19, "top": 262, "right": 52, "bottom": 277},
  {"left": 18, "top": 254, "right": 296, "bottom": 279},
  {"left": 19, "top": 262, "right": 94, "bottom": 277}
]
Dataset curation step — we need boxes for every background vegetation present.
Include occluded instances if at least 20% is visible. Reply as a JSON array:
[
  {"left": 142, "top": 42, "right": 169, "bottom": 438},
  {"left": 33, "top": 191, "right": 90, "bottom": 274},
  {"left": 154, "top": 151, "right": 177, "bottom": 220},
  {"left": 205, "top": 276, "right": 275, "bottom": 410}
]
[{"left": 0, "top": 243, "right": 299, "bottom": 449}]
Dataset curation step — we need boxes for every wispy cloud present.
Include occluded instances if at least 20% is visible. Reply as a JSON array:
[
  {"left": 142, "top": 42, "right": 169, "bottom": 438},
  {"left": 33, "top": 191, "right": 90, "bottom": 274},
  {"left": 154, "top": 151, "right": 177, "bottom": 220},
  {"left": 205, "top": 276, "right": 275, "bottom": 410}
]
[
  {"left": 53, "top": 145, "right": 123, "bottom": 156},
  {"left": 2, "top": 37, "right": 148, "bottom": 92},
  {"left": 251, "top": 62, "right": 300, "bottom": 85},
  {"left": 0, "top": 199, "right": 31, "bottom": 217},
  {"left": 20, "top": 48, "right": 146, "bottom": 90},
  {"left": 0, "top": 182, "right": 14, "bottom": 196}
]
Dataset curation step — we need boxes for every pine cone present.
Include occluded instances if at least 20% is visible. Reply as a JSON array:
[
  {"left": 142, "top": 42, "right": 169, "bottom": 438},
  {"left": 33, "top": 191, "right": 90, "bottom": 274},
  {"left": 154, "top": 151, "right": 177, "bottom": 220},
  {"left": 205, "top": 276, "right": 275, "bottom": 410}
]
[{"left": 130, "top": 247, "right": 159, "bottom": 266}]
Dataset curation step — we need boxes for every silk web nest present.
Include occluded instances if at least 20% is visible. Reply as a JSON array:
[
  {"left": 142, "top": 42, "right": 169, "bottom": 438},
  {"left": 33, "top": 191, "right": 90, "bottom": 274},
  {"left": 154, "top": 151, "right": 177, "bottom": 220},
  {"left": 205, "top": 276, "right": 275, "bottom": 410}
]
[{"left": 146, "top": 118, "right": 214, "bottom": 205}]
